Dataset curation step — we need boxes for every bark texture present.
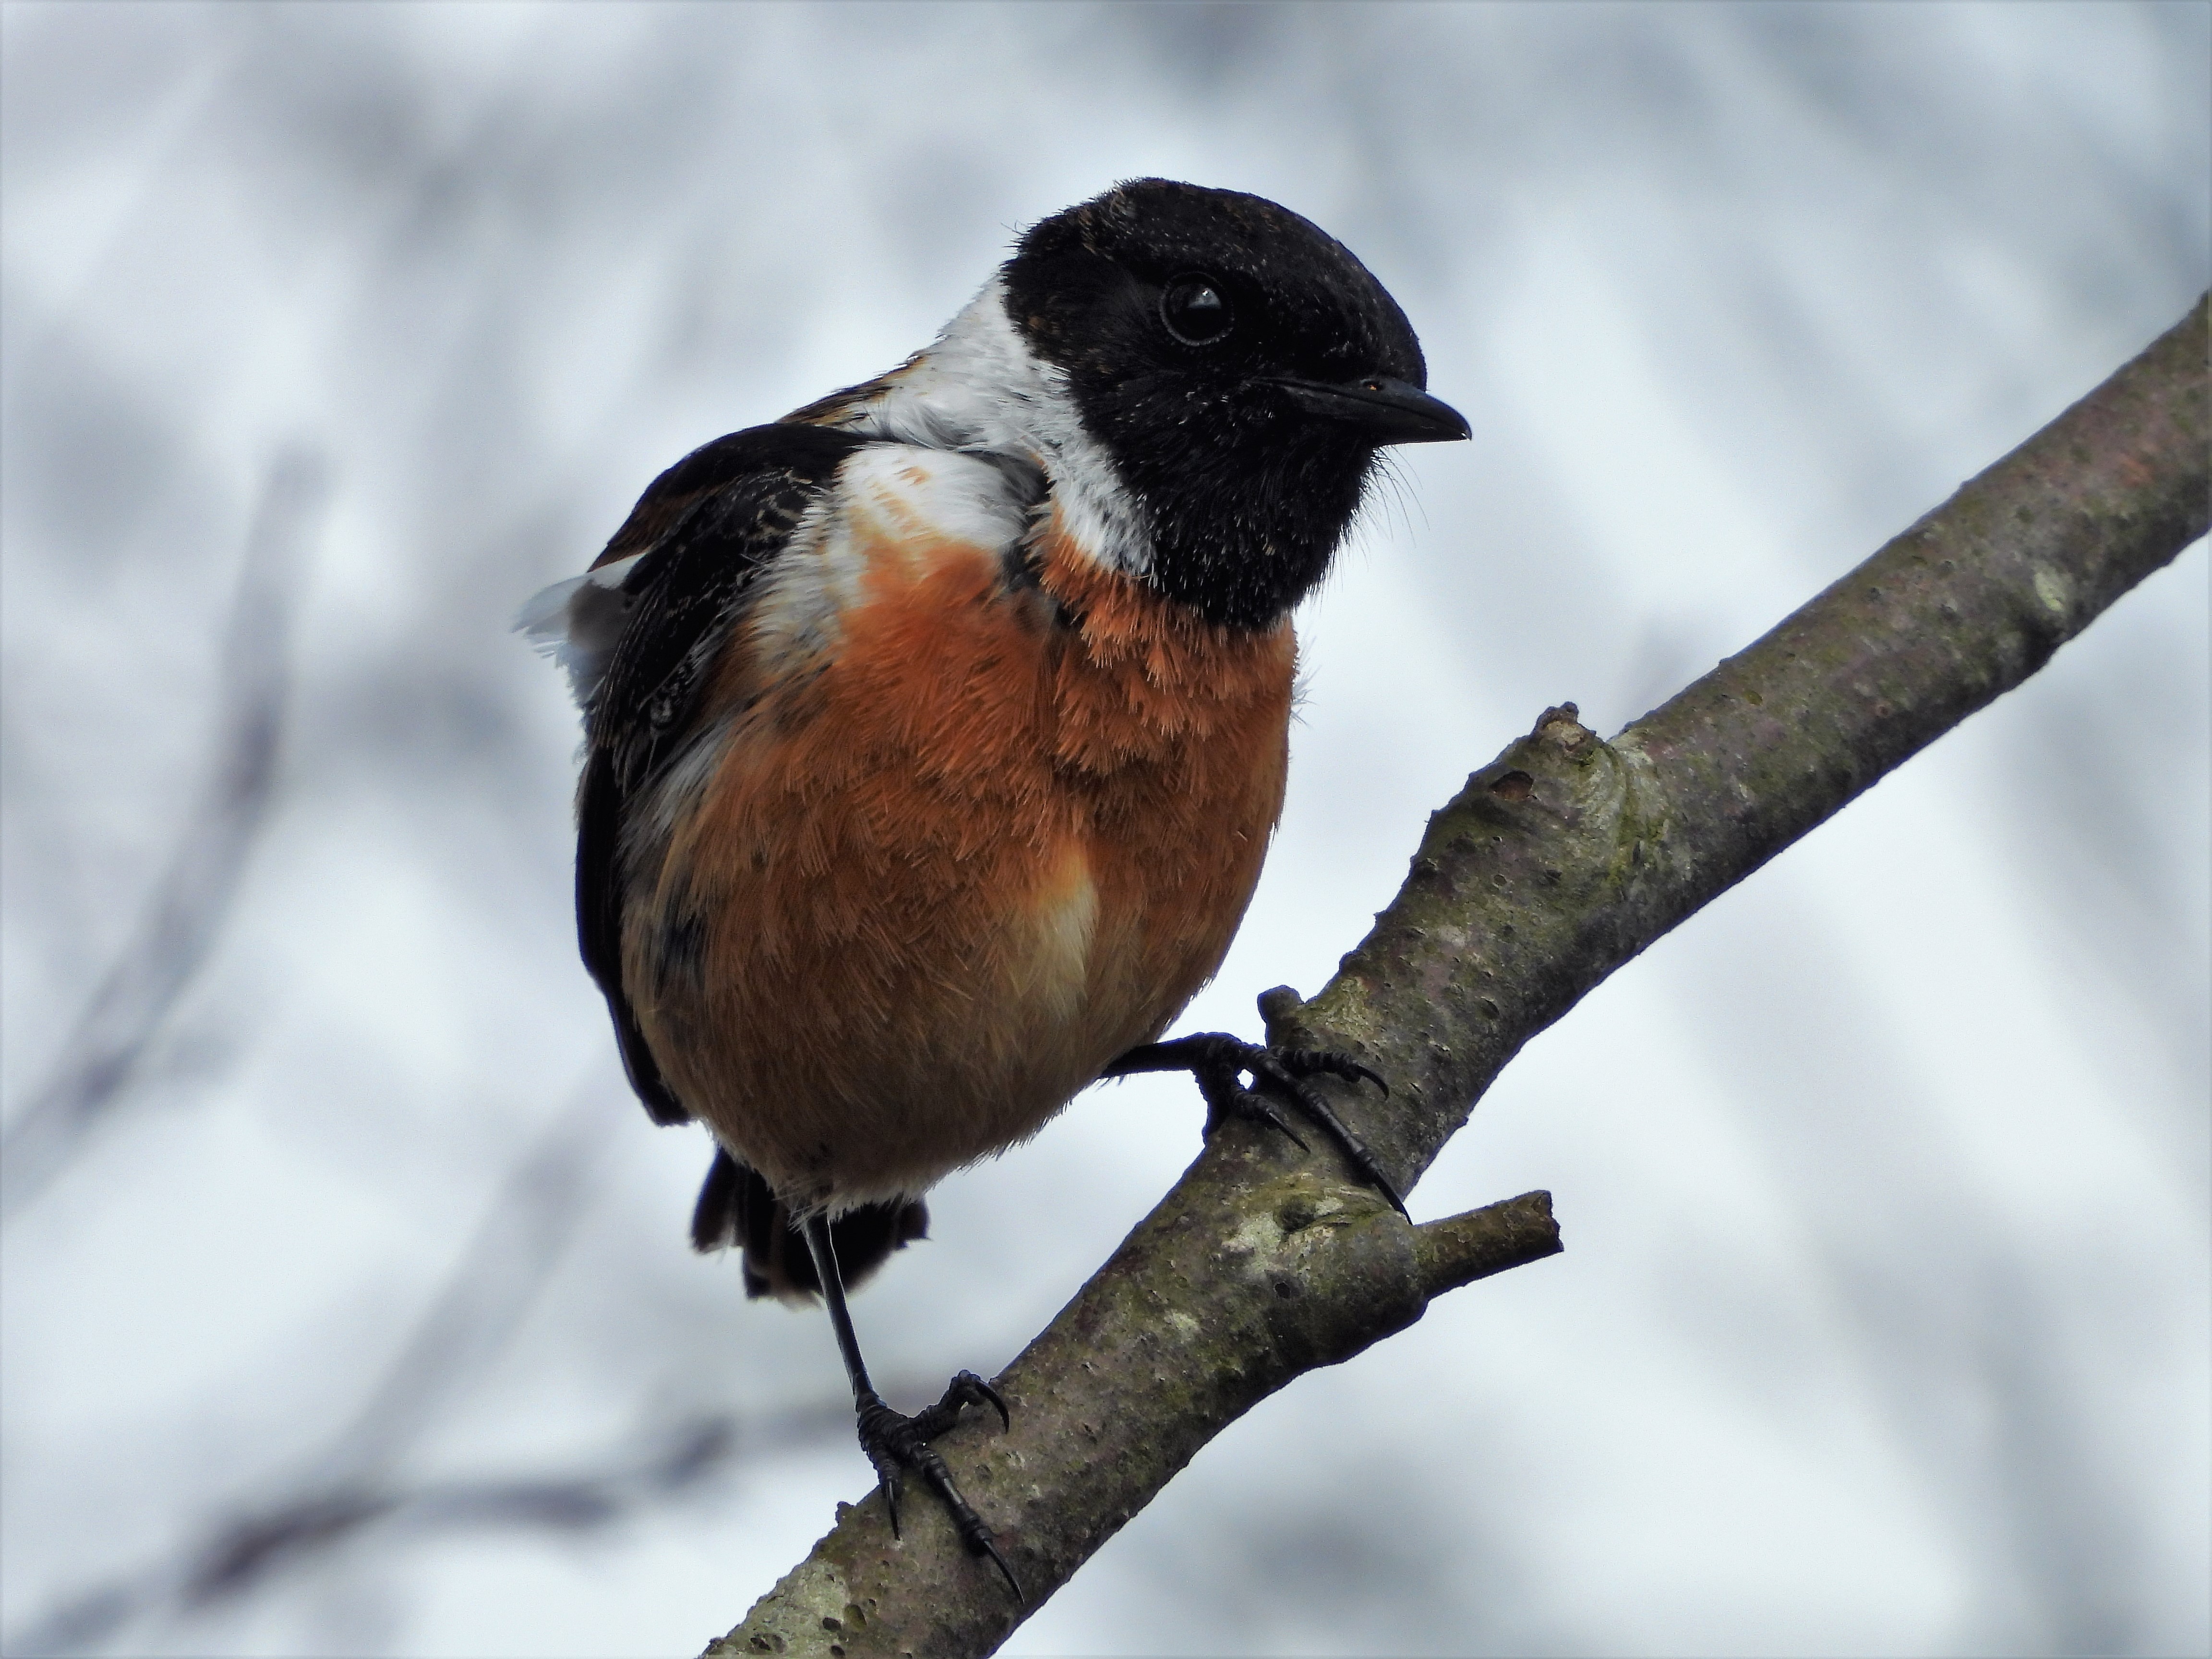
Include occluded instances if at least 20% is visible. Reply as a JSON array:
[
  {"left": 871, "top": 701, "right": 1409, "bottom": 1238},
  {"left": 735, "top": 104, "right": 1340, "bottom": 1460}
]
[{"left": 710, "top": 295, "right": 2209, "bottom": 1659}]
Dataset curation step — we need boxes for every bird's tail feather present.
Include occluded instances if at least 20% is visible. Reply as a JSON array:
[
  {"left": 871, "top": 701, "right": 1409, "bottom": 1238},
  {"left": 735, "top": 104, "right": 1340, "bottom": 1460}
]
[{"left": 689, "top": 1147, "right": 929, "bottom": 1303}]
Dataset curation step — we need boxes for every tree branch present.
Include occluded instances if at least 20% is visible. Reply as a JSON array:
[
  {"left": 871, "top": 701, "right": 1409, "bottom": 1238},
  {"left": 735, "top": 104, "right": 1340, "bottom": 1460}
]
[{"left": 714, "top": 295, "right": 2208, "bottom": 1658}]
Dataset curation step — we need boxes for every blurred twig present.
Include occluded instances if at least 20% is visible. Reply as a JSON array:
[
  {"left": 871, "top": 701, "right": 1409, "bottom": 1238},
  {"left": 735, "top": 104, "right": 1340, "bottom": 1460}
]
[
  {"left": 9, "top": 1399, "right": 857, "bottom": 1658},
  {"left": 302, "top": 1081, "right": 618, "bottom": 1485},
  {"left": 10, "top": 1076, "right": 659, "bottom": 1656},
  {"left": 0, "top": 449, "right": 330, "bottom": 1221}
]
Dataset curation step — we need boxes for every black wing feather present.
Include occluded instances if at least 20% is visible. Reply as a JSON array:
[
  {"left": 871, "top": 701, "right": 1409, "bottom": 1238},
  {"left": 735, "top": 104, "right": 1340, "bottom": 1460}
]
[
  {"left": 576, "top": 422, "right": 869, "bottom": 1128},
  {"left": 578, "top": 741, "right": 686, "bottom": 1123}
]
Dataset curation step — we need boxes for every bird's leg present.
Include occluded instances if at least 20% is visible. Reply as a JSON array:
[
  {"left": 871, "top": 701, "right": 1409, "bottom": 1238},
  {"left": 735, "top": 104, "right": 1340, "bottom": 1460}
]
[
  {"left": 800, "top": 1212, "right": 1022, "bottom": 1599},
  {"left": 1101, "top": 1034, "right": 1407, "bottom": 1217}
]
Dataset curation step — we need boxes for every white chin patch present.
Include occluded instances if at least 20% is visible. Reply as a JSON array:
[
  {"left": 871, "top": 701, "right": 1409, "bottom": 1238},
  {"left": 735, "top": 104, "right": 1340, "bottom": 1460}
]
[
  {"left": 515, "top": 551, "right": 646, "bottom": 709},
  {"left": 834, "top": 276, "right": 1151, "bottom": 578}
]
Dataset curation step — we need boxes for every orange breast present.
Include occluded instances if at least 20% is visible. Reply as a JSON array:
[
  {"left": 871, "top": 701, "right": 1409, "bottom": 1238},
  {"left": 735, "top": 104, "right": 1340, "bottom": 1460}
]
[{"left": 624, "top": 498, "right": 1294, "bottom": 1211}]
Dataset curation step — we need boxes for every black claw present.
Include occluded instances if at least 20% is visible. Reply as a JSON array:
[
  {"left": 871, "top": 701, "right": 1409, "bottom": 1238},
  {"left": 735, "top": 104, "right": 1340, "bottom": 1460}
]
[
  {"left": 1277, "top": 1046, "right": 1389, "bottom": 1098},
  {"left": 1212, "top": 1074, "right": 1309, "bottom": 1151},
  {"left": 1254, "top": 1097, "right": 1311, "bottom": 1151},
  {"left": 1251, "top": 1059, "right": 1410, "bottom": 1219},
  {"left": 979, "top": 1532, "right": 1025, "bottom": 1600},
  {"left": 854, "top": 1382, "right": 1019, "bottom": 1598},
  {"left": 963, "top": 1370, "right": 1012, "bottom": 1433},
  {"left": 1106, "top": 1033, "right": 1405, "bottom": 1216},
  {"left": 1339, "top": 1059, "right": 1391, "bottom": 1097}
]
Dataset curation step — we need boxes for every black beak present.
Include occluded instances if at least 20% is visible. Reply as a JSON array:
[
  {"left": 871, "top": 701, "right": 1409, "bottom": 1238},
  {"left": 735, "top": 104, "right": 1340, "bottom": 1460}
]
[{"left": 1265, "top": 374, "right": 1471, "bottom": 445}]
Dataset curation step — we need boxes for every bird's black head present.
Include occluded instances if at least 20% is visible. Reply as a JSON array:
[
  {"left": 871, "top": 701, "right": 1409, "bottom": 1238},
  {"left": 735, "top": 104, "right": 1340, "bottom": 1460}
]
[{"left": 1001, "top": 179, "right": 1467, "bottom": 629}]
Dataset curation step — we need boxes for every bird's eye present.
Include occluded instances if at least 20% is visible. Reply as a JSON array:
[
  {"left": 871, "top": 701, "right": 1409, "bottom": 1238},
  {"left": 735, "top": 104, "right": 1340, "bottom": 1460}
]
[{"left": 1160, "top": 273, "right": 1234, "bottom": 346}]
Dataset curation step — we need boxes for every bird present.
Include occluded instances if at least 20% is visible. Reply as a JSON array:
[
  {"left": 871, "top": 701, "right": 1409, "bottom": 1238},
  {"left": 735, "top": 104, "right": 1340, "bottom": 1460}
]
[{"left": 520, "top": 178, "right": 1467, "bottom": 1595}]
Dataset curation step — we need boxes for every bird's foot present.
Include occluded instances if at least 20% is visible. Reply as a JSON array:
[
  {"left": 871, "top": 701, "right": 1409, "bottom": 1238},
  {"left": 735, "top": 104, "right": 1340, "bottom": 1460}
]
[
  {"left": 855, "top": 1371, "right": 1021, "bottom": 1599},
  {"left": 1102, "top": 1033, "right": 1407, "bottom": 1217}
]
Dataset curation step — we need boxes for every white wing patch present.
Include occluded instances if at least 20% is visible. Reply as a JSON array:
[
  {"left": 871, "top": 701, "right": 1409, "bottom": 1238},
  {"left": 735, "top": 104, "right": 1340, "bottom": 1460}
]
[
  {"left": 516, "top": 551, "right": 647, "bottom": 709},
  {"left": 745, "top": 445, "right": 1035, "bottom": 668}
]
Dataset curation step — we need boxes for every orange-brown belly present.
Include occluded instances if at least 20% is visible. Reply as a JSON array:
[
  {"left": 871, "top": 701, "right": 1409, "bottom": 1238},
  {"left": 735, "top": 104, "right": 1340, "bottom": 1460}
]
[{"left": 622, "top": 524, "right": 1294, "bottom": 1211}]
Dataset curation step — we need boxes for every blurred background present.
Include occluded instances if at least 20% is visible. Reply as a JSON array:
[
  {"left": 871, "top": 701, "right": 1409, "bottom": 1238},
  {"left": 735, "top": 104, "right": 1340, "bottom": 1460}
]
[{"left": 2, "top": 3, "right": 2206, "bottom": 1655}]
